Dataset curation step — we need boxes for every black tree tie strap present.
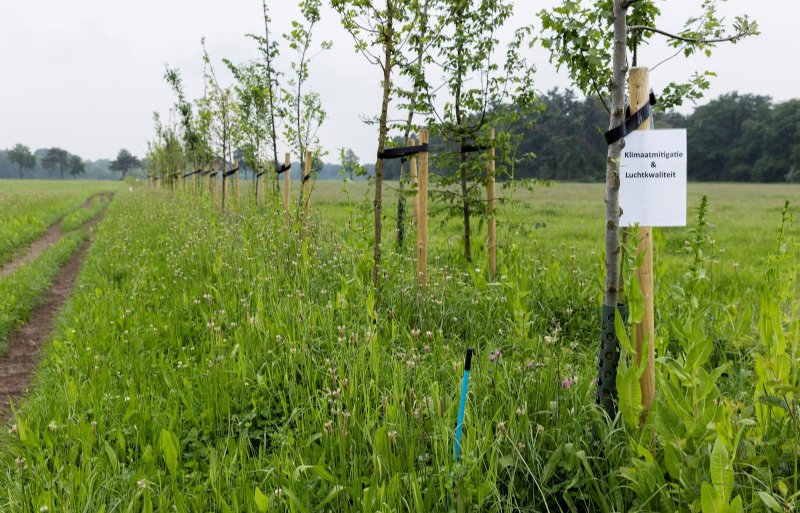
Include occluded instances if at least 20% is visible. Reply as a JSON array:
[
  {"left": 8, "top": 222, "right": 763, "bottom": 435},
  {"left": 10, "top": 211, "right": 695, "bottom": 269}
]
[
  {"left": 461, "top": 144, "right": 492, "bottom": 154},
  {"left": 302, "top": 174, "right": 312, "bottom": 184},
  {"left": 377, "top": 144, "right": 429, "bottom": 161},
  {"left": 223, "top": 167, "right": 238, "bottom": 178},
  {"left": 603, "top": 91, "right": 657, "bottom": 145},
  {"left": 276, "top": 163, "right": 291, "bottom": 175},
  {"left": 256, "top": 171, "right": 266, "bottom": 178}
]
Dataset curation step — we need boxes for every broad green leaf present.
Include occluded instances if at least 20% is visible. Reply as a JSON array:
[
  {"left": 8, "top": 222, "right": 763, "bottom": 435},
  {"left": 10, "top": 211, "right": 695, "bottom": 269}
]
[
  {"left": 617, "top": 365, "right": 642, "bottom": 427},
  {"left": 700, "top": 482, "right": 723, "bottom": 513},
  {"left": 614, "top": 307, "right": 634, "bottom": 354},
  {"left": 663, "top": 442, "right": 683, "bottom": 480},
  {"left": 159, "top": 429, "right": 178, "bottom": 477},
  {"left": 254, "top": 487, "right": 269, "bottom": 513},
  {"left": 710, "top": 437, "right": 733, "bottom": 503},
  {"left": 653, "top": 394, "right": 685, "bottom": 444},
  {"left": 757, "top": 492, "right": 782, "bottom": 512}
]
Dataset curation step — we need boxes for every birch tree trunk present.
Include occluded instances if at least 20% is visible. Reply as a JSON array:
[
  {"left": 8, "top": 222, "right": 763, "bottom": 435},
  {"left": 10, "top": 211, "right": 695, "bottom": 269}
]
[
  {"left": 373, "top": 0, "right": 395, "bottom": 287},
  {"left": 603, "top": 0, "right": 628, "bottom": 307}
]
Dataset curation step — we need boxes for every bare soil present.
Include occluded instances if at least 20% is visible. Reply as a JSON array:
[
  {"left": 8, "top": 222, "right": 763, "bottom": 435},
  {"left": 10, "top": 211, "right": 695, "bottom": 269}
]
[
  {"left": 0, "top": 194, "right": 112, "bottom": 420},
  {"left": 0, "top": 224, "right": 62, "bottom": 280}
]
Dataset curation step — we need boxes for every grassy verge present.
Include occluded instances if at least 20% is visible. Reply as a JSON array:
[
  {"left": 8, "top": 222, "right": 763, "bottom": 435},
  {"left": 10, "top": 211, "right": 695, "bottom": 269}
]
[{"left": 0, "top": 231, "right": 86, "bottom": 351}]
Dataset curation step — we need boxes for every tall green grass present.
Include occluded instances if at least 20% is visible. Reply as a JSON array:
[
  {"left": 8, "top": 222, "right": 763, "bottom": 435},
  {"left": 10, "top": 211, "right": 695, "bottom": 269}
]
[
  {"left": 0, "top": 183, "right": 796, "bottom": 511},
  {"left": 0, "top": 231, "right": 86, "bottom": 351}
]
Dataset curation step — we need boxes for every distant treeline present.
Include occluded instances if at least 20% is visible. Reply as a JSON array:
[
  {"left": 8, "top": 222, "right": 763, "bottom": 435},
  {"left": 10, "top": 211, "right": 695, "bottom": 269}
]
[
  {"left": 0, "top": 147, "right": 146, "bottom": 181},
  {"left": 511, "top": 90, "right": 800, "bottom": 183}
]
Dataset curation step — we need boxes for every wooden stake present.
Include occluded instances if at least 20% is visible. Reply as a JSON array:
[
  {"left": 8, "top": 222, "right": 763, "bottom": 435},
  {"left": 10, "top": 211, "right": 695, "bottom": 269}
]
[
  {"left": 235, "top": 158, "right": 240, "bottom": 202},
  {"left": 303, "top": 150, "right": 312, "bottom": 223},
  {"left": 410, "top": 139, "right": 418, "bottom": 226},
  {"left": 211, "top": 161, "right": 218, "bottom": 207},
  {"left": 222, "top": 159, "right": 228, "bottom": 212},
  {"left": 628, "top": 66, "right": 655, "bottom": 420},
  {"left": 417, "top": 129, "right": 429, "bottom": 287},
  {"left": 283, "top": 153, "right": 291, "bottom": 217},
  {"left": 487, "top": 128, "right": 497, "bottom": 281}
]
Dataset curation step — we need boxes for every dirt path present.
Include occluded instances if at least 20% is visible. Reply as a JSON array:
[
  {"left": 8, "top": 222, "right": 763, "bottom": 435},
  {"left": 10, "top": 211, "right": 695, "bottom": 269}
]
[
  {"left": 0, "top": 193, "right": 108, "bottom": 280},
  {"left": 0, "top": 195, "right": 112, "bottom": 420}
]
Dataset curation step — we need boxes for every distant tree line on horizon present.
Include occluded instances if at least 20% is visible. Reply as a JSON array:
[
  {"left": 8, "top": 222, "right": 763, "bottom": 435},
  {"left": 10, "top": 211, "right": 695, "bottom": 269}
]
[
  {"left": 510, "top": 89, "right": 800, "bottom": 183},
  {"left": 0, "top": 147, "right": 144, "bottom": 181}
]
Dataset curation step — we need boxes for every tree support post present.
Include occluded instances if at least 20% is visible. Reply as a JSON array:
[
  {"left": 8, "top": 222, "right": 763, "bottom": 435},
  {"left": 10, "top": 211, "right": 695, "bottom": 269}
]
[
  {"left": 302, "top": 151, "right": 312, "bottom": 224},
  {"left": 410, "top": 139, "right": 418, "bottom": 227},
  {"left": 629, "top": 66, "right": 656, "bottom": 421},
  {"left": 284, "top": 153, "right": 291, "bottom": 218},
  {"left": 417, "top": 129, "right": 429, "bottom": 288},
  {"left": 487, "top": 128, "right": 497, "bottom": 281},
  {"left": 221, "top": 160, "right": 228, "bottom": 212},
  {"left": 235, "top": 158, "right": 240, "bottom": 202}
]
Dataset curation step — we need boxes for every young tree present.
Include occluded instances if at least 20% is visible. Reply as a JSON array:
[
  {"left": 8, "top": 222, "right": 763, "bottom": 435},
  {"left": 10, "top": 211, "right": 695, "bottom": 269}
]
[
  {"left": 6, "top": 144, "right": 36, "bottom": 178},
  {"left": 199, "top": 39, "right": 237, "bottom": 192},
  {"left": 164, "top": 67, "right": 210, "bottom": 172},
  {"left": 42, "top": 147, "right": 69, "bottom": 179},
  {"left": 427, "top": 0, "right": 537, "bottom": 262},
  {"left": 226, "top": 60, "right": 270, "bottom": 189},
  {"left": 110, "top": 149, "right": 141, "bottom": 179},
  {"left": 283, "top": 0, "right": 331, "bottom": 210},
  {"left": 394, "top": 0, "right": 432, "bottom": 249},
  {"left": 68, "top": 155, "right": 85, "bottom": 177},
  {"left": 539, "top": 0, "right": 757, "bottom": 416},
  {"left": 146, "top": 113, "right": 186, "bottom": 184},
  {"left": 332, "top": 0, "right": 416, "bottom": 286},
  {"left": 340, "top": 148, "right": 361, "bottom": 180}
]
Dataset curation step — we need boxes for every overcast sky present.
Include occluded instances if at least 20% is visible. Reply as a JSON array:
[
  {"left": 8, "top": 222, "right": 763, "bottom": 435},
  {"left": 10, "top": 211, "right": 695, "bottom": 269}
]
[{"left": 0, "top": 1, "right": 794, "bottom": 163}]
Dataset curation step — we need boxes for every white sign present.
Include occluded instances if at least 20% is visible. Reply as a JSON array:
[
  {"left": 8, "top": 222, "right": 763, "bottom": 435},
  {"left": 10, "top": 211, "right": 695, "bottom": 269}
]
[{"left": 619, "top": 129, "right": 687, "bottom": 227}]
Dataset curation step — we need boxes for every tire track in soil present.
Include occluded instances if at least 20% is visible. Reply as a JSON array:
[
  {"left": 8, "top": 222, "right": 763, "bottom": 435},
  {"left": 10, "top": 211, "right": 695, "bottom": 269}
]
[
  {"left": 0, "top": 194, "right": 114, "bottom": 421},
  {"left": 0, "top": 192, "right": 110, "bottom": 280}
]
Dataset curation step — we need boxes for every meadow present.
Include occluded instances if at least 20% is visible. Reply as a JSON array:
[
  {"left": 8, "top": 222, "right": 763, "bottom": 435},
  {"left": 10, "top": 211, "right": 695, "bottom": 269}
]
[{"left": 0, "top": 179, "right": 797, "bottom": 512}]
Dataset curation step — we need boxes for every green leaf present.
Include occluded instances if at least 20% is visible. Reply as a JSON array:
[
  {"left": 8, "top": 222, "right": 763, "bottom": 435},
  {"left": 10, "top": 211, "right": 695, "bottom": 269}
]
[
  {"left": 663, "top": 442, "right": 683, "bottom": 480},
  {"left": 700, "top": 482, "right": 723, "bottom": 513},
  {"left": 159, "top": 429, "right": 178, "bottom": 477},
  {"left": 757, "top": 492, "right": 782, "bottom": 512},
  {"left": 653, "top": 394, "right": 685, "bottom": 444},
  {"left": 685, "top": 334, "right": 713, "bottom": 370},
  {"left": 280, "top": 486, "right": 309, "bottom": 513},
  {"left": 614, "top": 307, "right": 634, "bottom": 354},
  {"left": 617, "top": 365, "right": 642, "bottom": 427},
  {"left": 541, "top": 446, "right": 563, "bottom": 485},
  {"left": 254, "top": 487, "right": 269, "bottom": 513},
  {"left": 710, "top": 437, "right": 733, "bottom": 503}
]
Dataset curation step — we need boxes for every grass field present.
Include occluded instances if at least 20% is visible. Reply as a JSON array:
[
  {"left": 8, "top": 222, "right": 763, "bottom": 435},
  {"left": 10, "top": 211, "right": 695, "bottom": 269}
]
[{"left": 0, "top": 179, "right": 797, "bottom": 512}]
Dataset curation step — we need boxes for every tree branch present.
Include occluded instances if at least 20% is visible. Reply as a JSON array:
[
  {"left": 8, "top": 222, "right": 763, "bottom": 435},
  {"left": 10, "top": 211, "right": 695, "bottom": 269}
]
[
  {"left": 628, "top": 25, "right": 749, "bottom": 44},
  {"left": 621, "top": 0, "right": 643, "bottom": 8}
]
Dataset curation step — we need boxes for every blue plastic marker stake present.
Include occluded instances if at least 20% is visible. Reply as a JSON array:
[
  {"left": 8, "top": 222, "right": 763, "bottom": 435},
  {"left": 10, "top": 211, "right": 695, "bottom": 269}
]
[{"left": 454, "top": 348, "right": 473, "bottom": 463}]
